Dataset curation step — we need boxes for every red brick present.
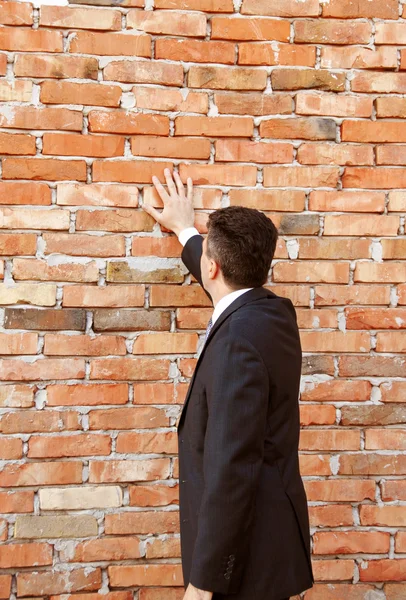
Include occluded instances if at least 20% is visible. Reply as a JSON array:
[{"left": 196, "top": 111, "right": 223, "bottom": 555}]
[
  {"left": 44, "top": 334, "right": 126, "bottom": 356},
  {"left": 28, "top": 433, "right": 111, "bottom": 458},
  {"left": 62, "top": 537, "right": 141, "bottom": 563},
  {"left": 272, "top": 68, "right": 345, "bottom": 91},
  {"left": 305, "top": 479, "right": 375, "bottom": 501},
  {"left": 376, "top": 96, "right": 406, "bottom": 118},
  {"left": 1, "top": 409, "right": 80, "bottom": 434},
  {"left": 309, "top": 506, "right": 354, "bottom": 528},
  {"left": 132, "top": 382, "right": 179, "bottom": 405},
  {"left": 188, "top": 65, "right": 267, "bottom": 90},
  {"left": 212, "top": 16, "right": 289, "bottom": 41},
  {"left": 301, "top": 330, "right": 370, "bottom": 353},
  {"left": 339, "top": 355, "right": 406, "bottom": 378},
  {"left": 354, "top": 262, "right": 405, "bottom": 283},
  {"left": 299, "top": 143, "right": 373, "bottom": 165},
  {"left": 109, "top": 564, "right": 183, "bottom": 587},
  {"left": 175, "top": 116, "right": 253, "bottom": 137},
  {"left": 0, "top": 358, "right": 85, "bottom": 381},
  {"left": 260, "top": 118, "right": 336, "bottom": 140},
  {"left": 264, "top": 166, "right": 339, "bottom": 187},
  {"left": 88, "top": 111, "right": 169, "bottom": 135},
  {"left": 299, "top": 238, "right": 370, "bottom": 259},
  {"left": 239, "top": 42, "right": 315, "bottom": 66},
  {"left": 300, "top": 404, "right": 336, "bottom": 426},
  {"left": 0, "top": 182, "right": 51, "bottom": 206},
  {"left": 70, "top": 31, "right": 151, "bottom": 56},
  {"left": 215, "top": 92, "right": 292, "bottom": 115},
  {"left": 0, "top": 1, "right": 33, "bottom": 25},
  {"left": 352, "top": 72, "right": 406, "bottom": 93},
  {"left": 3, "top": 158, "right": 86, "bottom": 182},
  {"left": 0, "top": 436, "right": 23, "bottom": 459},
  {"left": 0, "top": 54, "right": 5, "bottom": 76},
  {"left": 156, "top": 39, "right": 235, "bottom": 64},
  {"left": 294, "top": 20, "right": 372, "bottom": 44},
  {"left": 376, "top": 22, "right": 406, "bottom": 44},
  {"left": 346, "top": 308, "right": 406, "bottom": 330},
  {"left": 13, "top": 258, "right": 98, "bottom": 283},
  {"left": 0, "top": 107, "right": 82, "bottom": 131},
  {"left": 134, "top": 87, "right": 208, "bottom": 113},
  {"left": 47, "top": 383, "right": 128, "bottom": 406},
  {"left": 0, "top": 28, "right": 62, "bottom": 52},
  {"left": 90, "top": 459, "right": 171, "bottom": 483},
  {"left": 388, "top": 191, "right": 406, "bottom": 211},
  {"left": 312, "top": 559, "right": 355, "bottom": 581},
  {"left": 382, "top": 480, "right": 406, "bottom": 501},
  {"left": 230, "top": 189, "right": 305, "bottom": 211},
  {"left": 377, "top": 145, "right": 406, "bottom": 165},
  {"left": 179, "top": 163, "right": 257, "bottom": 186},
  {"left": 242, "top": 0, "right": 319, "bottom": 16},
  {"left": 89, "top": 358, "right": 170, "bottom": 380},
  {"left": 17, "top": 569, "right": 102, "bottom": 597},
  {"left": 376, "top": 332, "right": 406, "bottom": 353},
  {"left": 104, "top": 60, "right": 183, "bottom": 86},
  {"left": 133, "top": 332, "right": 198, "bottom": 354},
  {"left": 40, "top": 5, "right": 121, "bottom": 30},
  {"left": 93, "top": 161, "right": 174, "bottom": 184},
  {"left": 0, "top": 461, "right": 82, "bottom": 487},
  {"left": 309, "top": 190, "right": 384, "bottom": 212},
  {"left": 274, "top": 261, "right": 349, "bottom": 284},
  {"left": 366, "top": 429, "right": 406, "bottom": 450},
  {"left": 132, "top": 136, "right": 210, "bottom": 160},
  {"left": 381, "top": 381, "right": 406, "bottom": 403},
  {"left": 0, "top": 332, "right": 37, "bottom": 355},
  {"left": 127, "top": 9, "right": 206, "bottom": 36},
  {"left": 313, "top": 532, "right": 390, "bottom": 555},
  {"left": 150, "top": 285, "right": 210, "bottom": 307},
  {"left": 15, "top": 54, "right": 98, "bottom": 79},
  {"left": 117, "top": 431, "right": 177, "bottom": 455},
  {"left": 343, "top": 167, "right": 406, "bottom": 189},
  {"left": 44, "top": 233, "right": 125, "bottom": 257},
  {"left": 323, "top": 0, "right": 398, "bottom": 18},
  {"left": 76, "top": 209, "right": 154, "bottom": 232},
  {"left": 215, "top": 140, "right": 293, "bottom": 163},
  {"left": 0, "top": 490, "right": 34, "bottom": 513},
  {"left": 296, "top": 92, "right": 373, "bottom": 117},
  {"left": 63, "top": 285, "right": 144, "bottom": 307},
  {"left": 299, "top": 429, "right": 360, "bottom": 451},
  {"left": 43, "top": 133, "right": 124, "bottom": 158},
  {"left": 301, "top": 379, "right": 371, "bottom": 402},
  {"left": 359, "top": 560, "right": 406, "bottom": 582},
  {"left": 321, "top": 45, "right": 397, "bottom": 69},
  {"left": 40, "top": 81, "right": 121, "bottom": 107},
  {"left": 324, "top": 214, "right": 399, "bottom": 236},
  {"left": 0, "top": 576, "right": 11, "bottom": 600},
  {"left": 343, "top": 120, "right": 406, "bottom": 143},
  {"left": 0, "top": 80, "right": 33, "bottom": 103},
  {"left": 318, "top": 286, "right": 385, "bottom": 307},
  {"left": 156, "top": 0, "right": 234, "bottom": 10}
]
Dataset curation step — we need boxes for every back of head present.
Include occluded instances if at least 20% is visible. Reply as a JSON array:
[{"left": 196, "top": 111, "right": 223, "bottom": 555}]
[{"left": 206, "top": 206, "right": 279, "bottom": 289}]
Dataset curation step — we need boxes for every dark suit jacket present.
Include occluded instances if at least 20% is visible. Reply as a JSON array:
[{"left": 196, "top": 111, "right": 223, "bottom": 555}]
[{"left": 177, "top": 235, "right": 314, "bottom": 600}]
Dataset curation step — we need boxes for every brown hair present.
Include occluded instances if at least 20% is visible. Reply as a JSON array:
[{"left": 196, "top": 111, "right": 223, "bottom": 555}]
[{"left": 206, "top": 206, "right": 279, "bottom": 289}]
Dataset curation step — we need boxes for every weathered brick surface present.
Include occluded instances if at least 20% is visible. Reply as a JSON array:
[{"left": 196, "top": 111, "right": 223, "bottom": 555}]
[{"left": 0, "top": 0, "right": 404, "bottom": 594}]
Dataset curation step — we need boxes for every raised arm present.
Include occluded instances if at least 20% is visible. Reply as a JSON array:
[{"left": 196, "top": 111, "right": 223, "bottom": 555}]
[{"left": 142, "top": 169, "right": 212, "bottom": 301}]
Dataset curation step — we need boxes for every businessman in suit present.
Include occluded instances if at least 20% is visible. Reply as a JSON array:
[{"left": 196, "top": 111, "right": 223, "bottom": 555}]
[{"left": 143, "top": 169, "right": 314, "bottom": 600}]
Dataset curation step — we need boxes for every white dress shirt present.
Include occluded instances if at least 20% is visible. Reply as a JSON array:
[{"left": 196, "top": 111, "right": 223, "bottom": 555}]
[{"left": 177, "top": 227, "right": 253, "bottom": 324}]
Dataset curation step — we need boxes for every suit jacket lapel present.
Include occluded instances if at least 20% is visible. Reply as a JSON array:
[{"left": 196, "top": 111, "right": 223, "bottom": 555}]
[{"left": 177, "top": 286, "right": 273, "bottom": 429}]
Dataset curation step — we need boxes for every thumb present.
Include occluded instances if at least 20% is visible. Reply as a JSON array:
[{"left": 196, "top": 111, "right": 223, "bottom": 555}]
[{"left": 142, "top": 203, "right": 162, "bottom": 223}]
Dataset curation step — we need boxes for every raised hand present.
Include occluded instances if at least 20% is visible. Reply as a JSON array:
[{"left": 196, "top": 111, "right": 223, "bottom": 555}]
[{"left": 142, "top": 168, "right": 195, "bottom": 237}]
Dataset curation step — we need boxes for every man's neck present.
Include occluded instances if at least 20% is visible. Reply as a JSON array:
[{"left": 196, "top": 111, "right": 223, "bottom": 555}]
[{"left": 211, "top": 286, "right": 238, "bottom": 308}]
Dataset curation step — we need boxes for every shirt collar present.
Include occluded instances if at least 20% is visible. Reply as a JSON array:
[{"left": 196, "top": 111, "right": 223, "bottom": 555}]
[{"left": 211, "top": 288, "right": 254, "bottom": 326}]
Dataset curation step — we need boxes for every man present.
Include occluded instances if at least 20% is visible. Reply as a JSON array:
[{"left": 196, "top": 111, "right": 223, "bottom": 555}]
[{"left": 143, "top": 169, "right": 314, "bottom": 600}]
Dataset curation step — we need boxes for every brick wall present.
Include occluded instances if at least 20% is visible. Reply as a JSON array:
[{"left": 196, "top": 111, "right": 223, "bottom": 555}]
[{"left": 0, "top": 0, "right": 405, "bottom": 598}]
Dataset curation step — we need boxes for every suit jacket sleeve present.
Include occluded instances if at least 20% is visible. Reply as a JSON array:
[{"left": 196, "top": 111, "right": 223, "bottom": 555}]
[
  {"left": 188, "top": 332, "right": 269, "bottom": 594},
  {"left": 181, "top": 234, "right": 212, "bottom": 302}
]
